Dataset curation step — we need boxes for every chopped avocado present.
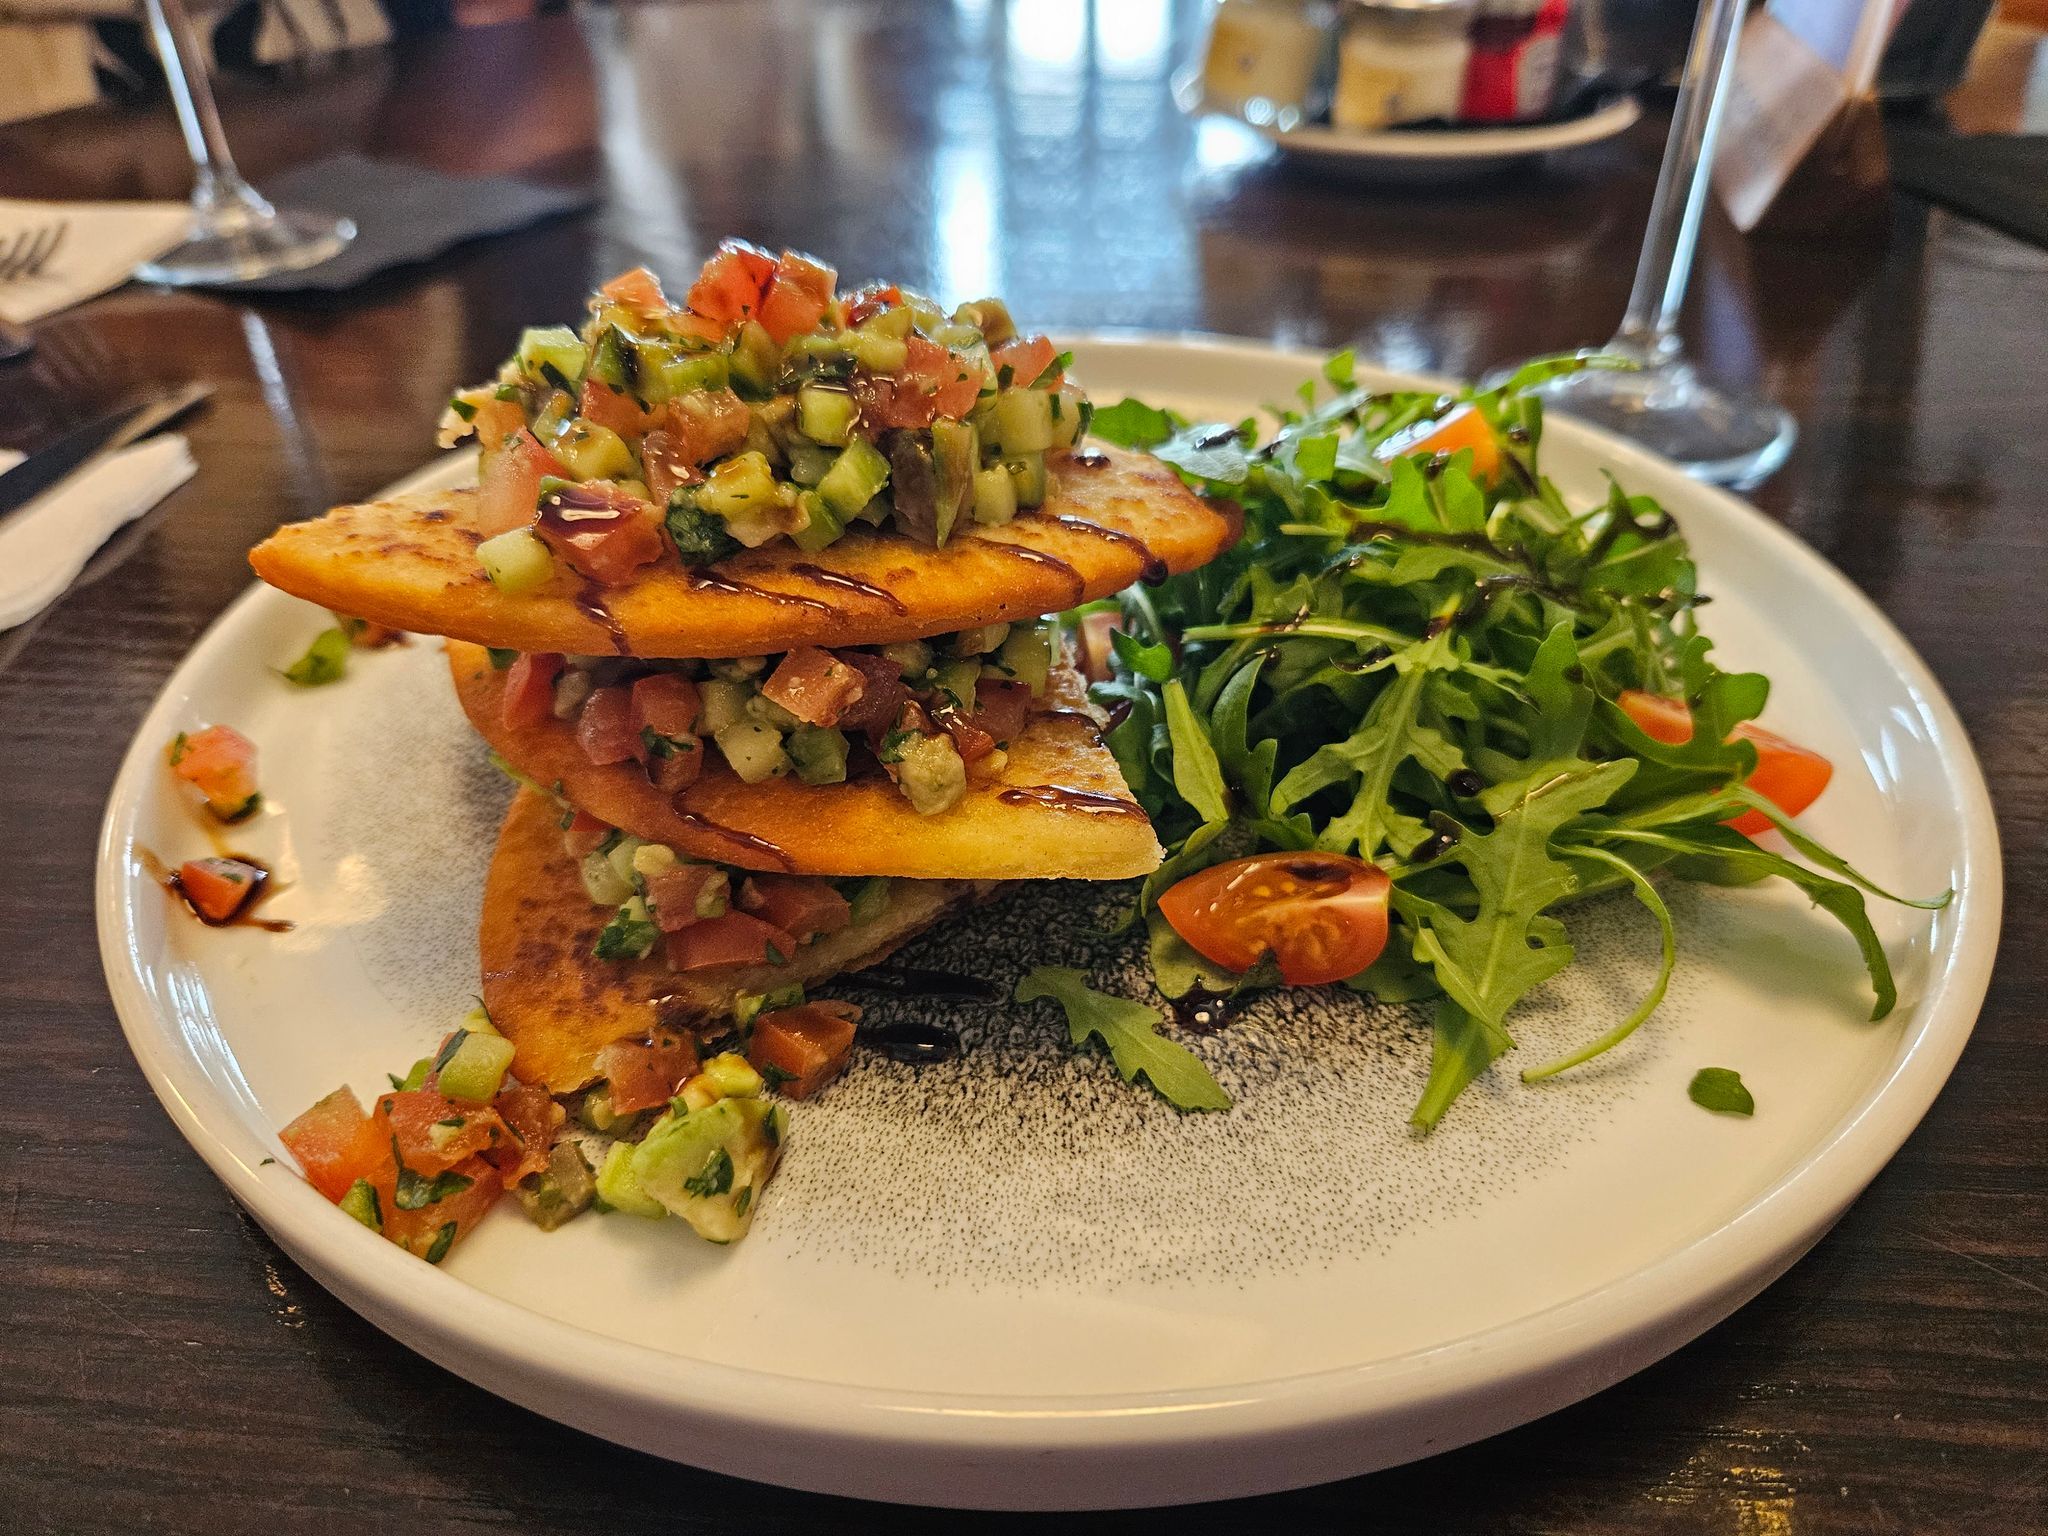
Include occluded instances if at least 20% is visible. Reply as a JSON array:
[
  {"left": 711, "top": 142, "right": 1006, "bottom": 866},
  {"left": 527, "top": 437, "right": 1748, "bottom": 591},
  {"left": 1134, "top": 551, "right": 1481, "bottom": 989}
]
[
  {"left": 630, "top": 1097, "right": 788, "bottom": 1243},
  {"left": 438, "top": 1031, "right": 516, "bottom": 1103},
  {"left": 894, "top": 732, "right": 967, "bottom": 815},
  {"left": 786, "top": 725, "right": 849, "bottom": 785},
  {"left": 700, "top": 1051, "right": 765, "bottom": 1100},
  {"left": 596, "top": 1141, "right": 666, "bottom": 1219}
]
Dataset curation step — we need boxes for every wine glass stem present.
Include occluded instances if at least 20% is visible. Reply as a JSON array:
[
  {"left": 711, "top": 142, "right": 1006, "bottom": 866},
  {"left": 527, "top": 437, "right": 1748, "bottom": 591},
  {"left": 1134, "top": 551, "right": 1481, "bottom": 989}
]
[
  {"left": 1615, "top": 0, "right": 1747, "bottom": 361},
  {"left": 142, "top": 0, "right": 253, "bottom": 208}
]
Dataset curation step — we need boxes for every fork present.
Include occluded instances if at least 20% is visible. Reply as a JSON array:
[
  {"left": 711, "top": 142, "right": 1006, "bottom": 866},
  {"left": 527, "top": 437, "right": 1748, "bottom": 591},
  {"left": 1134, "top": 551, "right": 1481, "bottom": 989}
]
[
  {"left": 0, "top": 221, "right": 66, "bottom": 364},
  {"left": 0, "top": 221, "right": 67, "bottom": 284}
]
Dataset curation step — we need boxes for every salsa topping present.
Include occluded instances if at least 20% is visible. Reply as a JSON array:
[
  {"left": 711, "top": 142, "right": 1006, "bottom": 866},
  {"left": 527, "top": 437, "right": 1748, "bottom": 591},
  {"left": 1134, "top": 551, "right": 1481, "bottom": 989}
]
[{"left": 442, "top": 244, "right": 1092, "bottom": 586}]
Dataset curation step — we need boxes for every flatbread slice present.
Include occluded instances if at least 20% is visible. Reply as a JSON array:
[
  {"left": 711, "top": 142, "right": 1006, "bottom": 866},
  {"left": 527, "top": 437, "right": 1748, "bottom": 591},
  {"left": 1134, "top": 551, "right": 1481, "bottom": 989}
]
[
  {"left": 449, "top": 641, "right": 1162, "bottom": 880},
  {"left": 480, "top": 786, "right": 990, "bottom": 1093},
  {"left": 249, "top": 445, "right": 1236, "bottom": 657}
]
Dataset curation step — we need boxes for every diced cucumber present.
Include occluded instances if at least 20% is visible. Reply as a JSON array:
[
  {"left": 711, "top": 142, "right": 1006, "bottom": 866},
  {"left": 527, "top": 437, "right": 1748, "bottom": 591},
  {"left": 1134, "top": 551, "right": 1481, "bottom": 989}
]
[
  {"left": 842, "top": 329, "right": 908, "bottom": 374},
  {"left": 734, "top": 983, "right": 804, "bottom": 1029},
  {"left": 675, "top": 1076, "right": 720, "bottom": 1113},
  {"left": 392, "top": 1056, "right": 433, "bottom": 1093},
  {"left": 816, "top": 438, "right": 891, "bottom": 521},
  {"left": 640, "top": 347, "right": 729, "bottom": 403},
  {"left": 715, "top": 721, "right": 791, "bottom": 783},
  {"left": 786, "top": 443, "right": 836, "bottom": 488},
  {"left": 950, "top": 622, "right": 1011, "bottom": 656},
  {"left": 881, "top": 640, "right": 933, "bottom": 680},
  {"left": 604, "top": 834, "right": 647, "bottom": 893},
  {"left": 894, "top": 732, "right": 967, "bottom": 815},
  {"left": 478, "top": 529, "right": 555, "bottom": 594},
  {"left": 581, "top": 849, "right": 634, "bottom": 906},
  {"left": 787, "top": 725, "right": 849, "bottom": 785},
  {"left": 462, "top": 1002, "right": 499, "bottom": 1037},
  {"left": 972, "top": 465, "right": 1018, "bottom": 525},
  {"left": 1007, "top": 451, "right": 1049, "bottom": 508},
  {"left": 439, "top": 1030, "right": 517, "bottom": 1103},
  {"left": 695, "top": 451, "right": 783, "bottom": 520},
  {"left": 552, "top": 420, "right": 637, "bottom": 481},
  {"left": 515, "top": 325, "right": 586, "bottom": 387},
  {"left": 933, "top": 658, "right": 982, "bottom": 710},
  {"left": 708, "top": 655, "right": 767, "bottom": 680},
  {"left": 789, "top": 490, "right": 846, "bottom": 554},
  {"left": 744, "top": 692, "right": 801, "bottom": 731},
  {"left": 856, "top": 305, "right": 915, "bottom": 341},
  {"left": 728, "top": 320, "right": 781, "bottom": 399},
  {"left": 1049, "top": 384, "right": 1087, "bottom": 449},
  {"left": 631, "top": 843, "right": 680, "bottom": 884},
  {"left": 930, "top": 418, "right": 977, "bottom": 547},
  {"left": 596, "top": 1141, "right": 666, "bottom": 1219},
  {"left": 847, "top": 876, "right": 891, "bottom": 925},
  {"left": 797, "top": 385, "right": 859, "bottom": 447},
  {"left": 993, "top": 386, "right": 1055, "bottom": 454},
  {"left": 338, "top": 1178, "right": 383, "bottom": 1233},
  {"left": 999, "top": 622, "right": 1054, "bottom": 695},
  {"left": 585, "top": 325, "right": 640, "bottom": 394},
  {"left": 702, "top": 1051, "right": 765, "bottom": 1100},
  {"left": 697, "top": 678, "right": 752, "bottom": 735}
]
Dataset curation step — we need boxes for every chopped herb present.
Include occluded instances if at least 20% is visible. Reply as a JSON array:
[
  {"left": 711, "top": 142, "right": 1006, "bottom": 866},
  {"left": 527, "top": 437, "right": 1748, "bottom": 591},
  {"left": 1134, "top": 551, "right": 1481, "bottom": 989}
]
[
  {"left": 167, "top": 732, "right": 189, "bottom": 766},
  {"left": 734, "top": 1185, "right": 753, "bottom": 1218},
  {"left": 877, "top": 728, "right": 919, "bottom": 764},
  {"left": 1030, "top": 351, "right": 1074, "bottom": 389},
  {"left": 594, "top": 903, "right": 657, "bottom": 961},
  {"left": 431, "top": 1029, "right": 469, "bottom": 1072},
  {"left": 391, "top": 1137, "right": 475, "bottom": 1211},
  {"left": 757, "top": 1062, "right": 796, "bottom": 1089},
  {"left": 641, "top": 725, "right": 677, "bottom": 759},
  {"left": 683, "top": 1147, "right": 735, "bottom": 1198},
  {"left": 1688, "top": 1068, "right": 1756, "bottom": 1116},
  {"left": 447, "top": 396, "right": 478, "bottom": 422},
  {"left": 258, "top": 1156, "right": 276, "bottom": 1167},
  {"left": 423, "top": 1222, "right": 459, "bottom": 1264}
]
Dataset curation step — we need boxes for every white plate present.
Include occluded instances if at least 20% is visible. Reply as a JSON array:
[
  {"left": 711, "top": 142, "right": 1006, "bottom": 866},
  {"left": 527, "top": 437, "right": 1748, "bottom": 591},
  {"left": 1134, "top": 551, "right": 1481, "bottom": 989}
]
[
  {"left": 1193, "top": 92, "right": 1641, "bottom": 182},
  {"left": 96, "top": 336, "right": 2000, "bottom": 1509}
]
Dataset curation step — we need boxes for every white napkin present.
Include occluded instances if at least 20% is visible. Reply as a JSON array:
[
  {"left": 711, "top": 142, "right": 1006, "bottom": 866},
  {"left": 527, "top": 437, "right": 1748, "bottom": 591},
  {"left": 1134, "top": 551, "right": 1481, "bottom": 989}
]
[
  {"left": 0, "top": 199, "right": 192, "bottom": 325},
  {"left": 0, "top": 434, "right": 195, "bottom": 629}
]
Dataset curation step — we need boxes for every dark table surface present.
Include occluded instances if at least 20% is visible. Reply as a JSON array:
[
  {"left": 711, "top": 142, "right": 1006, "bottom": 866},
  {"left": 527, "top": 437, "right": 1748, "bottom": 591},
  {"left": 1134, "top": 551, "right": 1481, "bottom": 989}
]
[{"left": 2, "top": 4, "right": 2042, "bottom": 1531}]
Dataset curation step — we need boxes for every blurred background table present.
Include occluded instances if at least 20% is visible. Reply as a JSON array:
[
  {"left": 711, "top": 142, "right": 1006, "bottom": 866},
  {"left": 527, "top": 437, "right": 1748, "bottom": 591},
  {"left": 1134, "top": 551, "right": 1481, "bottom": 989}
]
[{"left": 0, "top": 3, "right": 2042, "bottom": 1531}]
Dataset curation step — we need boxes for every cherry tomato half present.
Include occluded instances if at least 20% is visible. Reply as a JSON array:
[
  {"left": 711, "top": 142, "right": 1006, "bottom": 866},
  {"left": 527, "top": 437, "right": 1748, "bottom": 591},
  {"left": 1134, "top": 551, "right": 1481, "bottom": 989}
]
[
  {"left": 1157, "top": 852, "right": 1391, "bottom": 988},
  {"left": 1617, "top": 690, "right": 1833, "bottom": 836}
]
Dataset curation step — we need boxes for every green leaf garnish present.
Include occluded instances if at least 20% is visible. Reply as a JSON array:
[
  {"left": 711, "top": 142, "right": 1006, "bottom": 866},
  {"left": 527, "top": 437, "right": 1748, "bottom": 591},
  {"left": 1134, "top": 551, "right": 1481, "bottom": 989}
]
[
  {"left": 1688, "top": 1067, "right": 1755, "bottom": 1116},
  {"left": 1014, "top": 965, "right": 1230, "bottom": 1112}
]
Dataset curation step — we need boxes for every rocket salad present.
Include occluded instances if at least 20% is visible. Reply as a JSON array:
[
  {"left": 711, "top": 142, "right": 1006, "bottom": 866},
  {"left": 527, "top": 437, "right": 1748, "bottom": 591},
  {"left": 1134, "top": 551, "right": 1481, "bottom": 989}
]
[{"left": 1086, "top": 353, "right": 1950, "bottom": 1130}]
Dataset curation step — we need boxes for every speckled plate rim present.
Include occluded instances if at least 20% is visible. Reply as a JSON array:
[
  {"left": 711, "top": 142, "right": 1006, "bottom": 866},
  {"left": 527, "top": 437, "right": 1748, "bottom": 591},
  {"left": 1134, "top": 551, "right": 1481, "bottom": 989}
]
[{"left": 95, "top": 334, "right": 2001, "bottom": 1509}]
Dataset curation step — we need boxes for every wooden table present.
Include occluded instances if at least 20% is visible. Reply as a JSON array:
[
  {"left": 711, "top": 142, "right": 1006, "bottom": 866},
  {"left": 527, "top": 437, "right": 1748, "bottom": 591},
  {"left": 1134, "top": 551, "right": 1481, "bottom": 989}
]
[{"left": 1, "top": 6, "right": 2041, "bottom": 1530}]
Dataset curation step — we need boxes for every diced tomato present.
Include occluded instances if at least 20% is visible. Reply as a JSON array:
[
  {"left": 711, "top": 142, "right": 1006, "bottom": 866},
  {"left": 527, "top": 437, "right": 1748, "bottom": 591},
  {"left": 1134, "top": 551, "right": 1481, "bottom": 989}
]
[
  {"left": 534, "top": 481, "right": 667, "bottom": 585},
  {"left": 646, "top": 864, "right": 729, "bottom": 931},
  {"left": 666, "top": 910, "right": 798, "bottom": 971},
  {"left": 740, "top": 875, "right": 851, "bottom": 942},
  {"left": 280, "top": 1086, "right": 389, "bottom": 1203},
  {"left": 1076, "top": 611, "right": 1118, "bottom": 683},
  {"left": 562, "top": 809, "right": 612, "bottom": 859},
  {"left": 974, "top": 679, "right": 1032, "bottom": 747},
  {"left": 639, "top": 430, "right": 698, "bottom": 504},
  {"left": 1376, "top": 403, "right": 1503, "bottom": 487},
  {"left": 904, "top": 335, "right": 981, "bottom": 421},
  {"left": 595, "top": 1033, "right": 701, "bottom": 1115},
  {"left": 467, "top": 395, "right": 525, "bottom": 446},
  {"left": 577, "top": 686, "right": 641, "bottom": 766},
  {"left": 843, "top": 283, "right": 900, "bottom": 328},
  {"left": 833, "top": 651, "right": 912, "bottom": 734},
  {"left": 761, "top": 646, "right": 867, "bottom": 727},
  {"left": 1159, "top": 852, "right": 1392, "bottom": 988},
  {"left": 579, "top": 379, "right": 660, "bottom": 439},
  {"left": 502, "top": 652, "right": 564, "bottom": 732},
  {"left": 1616, "top": 690, "right": 1834, "bottom": 837},
  {"left": 649, "top": 743, "right": 704, "bottom": 794},
  {"left": 630, "top": 673, "right": 701, "bottom": 739},
  {"left": 757, "top": 250, "right": 836, "bottom": 343},
  {"left": 477, "top": 427, "right": 568, "bottom": 537},
  {"left": 749, "top": 1001, "right": 861, "bottom": 1100},
  {"left": 375, "top": 1087, "right": 510, "bottom": 1175},
  {"left": 176, "top": 857, "right": 264, "bottom": 923},
  {"left": 686, "top": 240, "right": 777, "bottom": 325},
  {"left": 384, "top": 1155, "right": 502, "bottom": 1264},
  {"left": 600, "top": 266, "right": 672, "bottom": 316},
  {"left": 934, "top": 704, "right": 996, "bottom": 762},
  {"left": 660, "top": 388, "right": 751, "bottom": 467},
  {"left": 991, "top": 333, "right": 1058, "bottom": 389},
  {"left": 487, "top": 1082, "right": 563, "bottom": 1182},
  {"left": 168, "top": 724, "right": 260, "bottom": 822}
]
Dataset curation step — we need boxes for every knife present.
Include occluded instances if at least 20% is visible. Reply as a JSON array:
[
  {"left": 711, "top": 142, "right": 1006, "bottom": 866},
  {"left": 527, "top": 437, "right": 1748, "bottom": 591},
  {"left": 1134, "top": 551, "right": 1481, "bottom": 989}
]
[{"left": 0, "top": 381, "right": 211, "bottom": 524}]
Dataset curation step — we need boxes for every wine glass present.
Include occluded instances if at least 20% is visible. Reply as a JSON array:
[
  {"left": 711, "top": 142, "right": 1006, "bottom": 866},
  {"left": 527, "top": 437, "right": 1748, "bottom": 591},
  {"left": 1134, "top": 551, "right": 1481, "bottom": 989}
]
[
  {"left": 1503, "top": 0, "right": 1795, "bottom": 488},
  {"left": 133, "top": 0, "right": 356, "bottom": 287}
]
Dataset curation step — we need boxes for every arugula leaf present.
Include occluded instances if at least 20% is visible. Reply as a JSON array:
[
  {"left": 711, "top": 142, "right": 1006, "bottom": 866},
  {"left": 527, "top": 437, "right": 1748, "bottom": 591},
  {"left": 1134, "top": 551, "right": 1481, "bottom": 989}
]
[
  {"left": 1014, "top": 966, "right": 1231, "bottom": 1112},
  {"left": 1163, "top": 679, "right": 1230, "bottom": 824},
  {"left": 1110, "top": 626, "right": 1173, "bottom": 683},
  {"left": 1520, "top": 842, "right": 1676, "bottom": 1080},
  {"left": 1688, "top": 1067, "right": 1755, "bottom": 1116},
  {"left": 1088, "top": 397, "right": 1177, "bottom": 449},
  {"left": 1210, "top": 655, "right": 1278, "bottom": 811},
  {"left": 283, "top": 627, "right": 350, "bottom": 687},
  {"left": 1152, "top": 420, "right": 1255, "bottom": 487},
  {"left": 1411, "top": 998, "right": 1508, "bottom": 1132}
]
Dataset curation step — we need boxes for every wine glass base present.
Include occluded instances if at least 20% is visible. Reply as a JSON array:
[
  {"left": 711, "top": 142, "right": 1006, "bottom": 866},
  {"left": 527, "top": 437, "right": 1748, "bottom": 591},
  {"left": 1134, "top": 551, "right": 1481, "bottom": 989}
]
[
  {"left": 136, "top": 204, "right": 356, "bottom": 288},
  {"left": 1522, "top": 352, "right": 1796, "bottom": 489}
]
